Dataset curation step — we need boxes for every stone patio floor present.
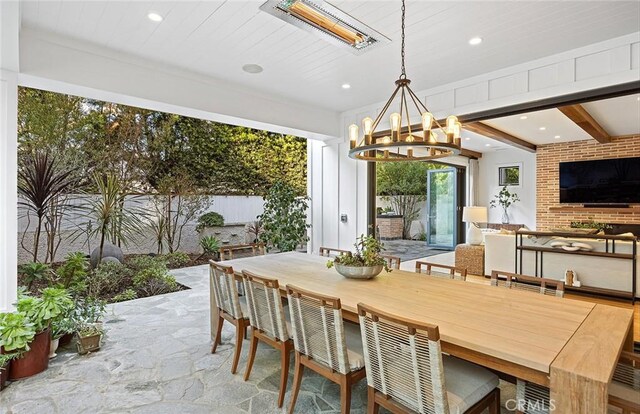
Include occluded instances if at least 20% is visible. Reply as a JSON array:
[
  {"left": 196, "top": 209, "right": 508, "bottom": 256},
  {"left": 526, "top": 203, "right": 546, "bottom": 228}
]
[
  {"left": 381, "top": 239, "right": 451, "bottom": 262},
  {"left": 0, "top": 255, "right": 515, "bottom": 413}
]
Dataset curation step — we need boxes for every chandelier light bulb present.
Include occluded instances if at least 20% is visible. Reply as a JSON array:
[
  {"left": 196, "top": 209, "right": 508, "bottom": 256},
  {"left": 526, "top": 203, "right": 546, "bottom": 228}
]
[
  {"left": 383, "top": 136, "right": 391, "bottom": 144},
  {"left": 421, "top": 112, "right": 433, "bottom": 131},
  {"left": 390, "top": 113, "right": 401, "bottom": 131},
  {"left": 362, "top": 117, "right": 374, "bottom": 135},
  {"left": 348, "top": 124, "right": 359, "bottom": 148},
  {"left": 453, "top": 122, "right": 461, "bottom": 139}
]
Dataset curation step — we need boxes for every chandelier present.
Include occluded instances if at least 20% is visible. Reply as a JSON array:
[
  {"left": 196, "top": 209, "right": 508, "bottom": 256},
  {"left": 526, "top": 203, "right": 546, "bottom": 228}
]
[{"left": 348, "top": 0, "right": 462, "bottom": 162}]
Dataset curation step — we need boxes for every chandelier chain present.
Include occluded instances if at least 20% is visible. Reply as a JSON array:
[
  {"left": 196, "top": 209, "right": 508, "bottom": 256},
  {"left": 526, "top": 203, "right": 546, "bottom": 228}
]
[{"left": 400, "top": 0, "right": 406, "bottom": 78}]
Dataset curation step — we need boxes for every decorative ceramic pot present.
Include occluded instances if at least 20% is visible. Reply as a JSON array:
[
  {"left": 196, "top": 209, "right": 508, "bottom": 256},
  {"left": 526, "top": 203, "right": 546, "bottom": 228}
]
[
  {"left": 9, "top": 328, "right": 50, "bottom": 380},
  {"left": 58, "top": 332, "right": 74, "bottom": 347},
  {"left": 49, "top": 338, "right": 60, "bottom": 359},
  {"left": 334, "top": 264, "right": 383, "bottom": 280}
]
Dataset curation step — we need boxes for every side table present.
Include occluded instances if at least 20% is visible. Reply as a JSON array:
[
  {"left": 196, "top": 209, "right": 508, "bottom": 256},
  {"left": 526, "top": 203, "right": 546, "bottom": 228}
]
[{"left": 455, "top": 243, "right": 485, "bottom": 276}]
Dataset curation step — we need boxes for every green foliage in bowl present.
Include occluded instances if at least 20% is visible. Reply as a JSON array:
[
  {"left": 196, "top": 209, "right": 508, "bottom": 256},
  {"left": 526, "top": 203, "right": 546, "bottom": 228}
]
[{"left": 326, "top": 235, "right": 391, "bottom": 272}]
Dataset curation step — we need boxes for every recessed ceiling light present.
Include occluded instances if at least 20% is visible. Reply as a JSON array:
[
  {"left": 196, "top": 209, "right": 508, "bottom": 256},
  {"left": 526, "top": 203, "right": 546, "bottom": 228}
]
[
  {"left": 637, "top": 96, "right": 640, "bottom": 101},
  {"left": 341, "top": 83, "right": 351, "bottom": 89},
  {"left": 539, "top": 127, "right": 546, "bottom": 131},
  {"left": 465, "top": 137, "right": 471, "bottom": 141},
  {"left": 485, "top": 143, "right": 491, "bottom": 147},
  {"left": 519, "top": 116, "right": 528, "bottom": 120},
  {"left": 242, "top": 64, "right": 263, "bottom": 74},
  {"left": 554, "top": 135, "right": 560, "bottom": 139},
  {"left": 147, "top": 12, "right": 163, "bottom": 22},
  {"left": 469, "top": 37, "right": 483, "bottom": 46}
]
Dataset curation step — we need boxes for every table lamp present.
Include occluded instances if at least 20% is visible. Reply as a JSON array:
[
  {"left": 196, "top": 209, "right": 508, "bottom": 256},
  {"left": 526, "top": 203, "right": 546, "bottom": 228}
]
[{"left": 462, "top": 206, "right": 487, "bottom": 245}]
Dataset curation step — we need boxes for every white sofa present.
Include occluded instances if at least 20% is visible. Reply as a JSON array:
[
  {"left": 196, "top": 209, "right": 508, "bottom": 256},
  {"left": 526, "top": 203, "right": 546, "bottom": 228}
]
[{"left": 484, "top": 233, "right": 639, "bottom": 298}]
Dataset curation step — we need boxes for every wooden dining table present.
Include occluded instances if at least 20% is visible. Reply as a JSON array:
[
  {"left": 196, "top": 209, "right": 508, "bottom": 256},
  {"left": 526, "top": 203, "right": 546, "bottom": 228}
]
[{"left": 212, "top": 251, "right": 635, "bottom": 413}]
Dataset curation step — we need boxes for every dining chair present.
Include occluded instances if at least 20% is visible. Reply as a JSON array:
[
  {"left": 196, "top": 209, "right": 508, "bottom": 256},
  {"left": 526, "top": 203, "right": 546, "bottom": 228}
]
[
  {"left": 286, "top": 284, "right": 366, "bottom": 414},
  {"left": 490, "top": 271, "right": 565, "bottom": 298},
  {"left": 415, "top": 261, "right": 467, "bottom": 281},
  {"left": 219, "top": 242, "right": 266, "bottom": 261},
  {"left": 357, "top": 302, "right": 500, "bottom": 414},
  {"left": 381, "top": 254, "right": 401, "bottom": 270},
  {"left": 241, "top": 270, "right": 293, "bottom": 408},
  {"left": 319, "top": 246, "right": 351, "bottom": 257},
  {"left": 209, "top": 261, "right": 249, "bottom": 374},
  {"left": 608, "top": 350, "right": 640, "bottom": 414}
]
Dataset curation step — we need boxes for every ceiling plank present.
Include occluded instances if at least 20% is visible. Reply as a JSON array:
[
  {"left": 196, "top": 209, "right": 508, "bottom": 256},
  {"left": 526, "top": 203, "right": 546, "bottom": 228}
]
[
  {"left": 463, "top": 122, "right": 537, "bottom": 153},
  {"left": 460, "top": 148, "right": 483, "bottom": 159},
  {"left": 558, "top": 104, "right": 611, "bottom": 143}
]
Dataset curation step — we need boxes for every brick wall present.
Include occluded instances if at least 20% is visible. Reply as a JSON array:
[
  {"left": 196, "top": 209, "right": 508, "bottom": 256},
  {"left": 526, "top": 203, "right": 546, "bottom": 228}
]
[{"left": 536, "top": 135, "right": 640, "bottom": 230}]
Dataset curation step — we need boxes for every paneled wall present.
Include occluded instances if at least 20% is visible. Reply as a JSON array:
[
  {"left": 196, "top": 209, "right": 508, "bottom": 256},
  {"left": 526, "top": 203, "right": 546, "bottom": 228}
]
[{"left": 536, "top": 135, "right": 640, "bottom": 230}]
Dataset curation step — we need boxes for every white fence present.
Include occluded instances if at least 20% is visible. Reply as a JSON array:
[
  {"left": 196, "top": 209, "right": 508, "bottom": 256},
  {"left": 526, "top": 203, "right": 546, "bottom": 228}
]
[{"left": 17, "top": 195, "right": 264, "bottom": 263}]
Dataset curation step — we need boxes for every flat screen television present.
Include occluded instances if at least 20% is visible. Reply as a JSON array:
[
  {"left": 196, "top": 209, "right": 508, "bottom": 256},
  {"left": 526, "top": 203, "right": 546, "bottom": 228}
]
[{"left": 559, "top": 157, "right": 640, "bottom": 204}]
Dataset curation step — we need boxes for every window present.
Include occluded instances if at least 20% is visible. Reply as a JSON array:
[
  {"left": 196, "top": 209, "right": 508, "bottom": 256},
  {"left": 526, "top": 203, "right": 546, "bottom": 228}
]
[{"left": 498, "top": 165, "right": 521, "bottom": 186}]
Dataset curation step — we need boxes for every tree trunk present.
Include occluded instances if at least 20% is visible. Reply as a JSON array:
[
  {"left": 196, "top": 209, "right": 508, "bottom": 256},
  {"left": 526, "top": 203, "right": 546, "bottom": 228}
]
[{"left": 33, "top": 215, "right": 43, "bottom": 262}]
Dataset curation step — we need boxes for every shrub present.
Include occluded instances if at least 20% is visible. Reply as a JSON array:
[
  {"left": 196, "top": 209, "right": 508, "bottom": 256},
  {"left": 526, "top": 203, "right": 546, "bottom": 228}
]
[
  {"left": 19, "top": 262, "right": 51, "bottom": 290},
  {"left": 128, "top": 255, "right": 165, "bottom": 271},
  {"left": 196, "top": 212, "right": 224, "bottom": 231},
  {"left": 200, "top": 236, "right": 221, "bottom": 255},
  {"left": 132, "top": 259, "right": 177, "bottom": 297},
  {"left": 160, "top": 252, "right": 190, "bottom": 268},
  {"left": 87, "top": 261, "right": 132, "bottom": 299},
  {"left": 112, "top": 289, "right": 138, "bottom": 303},
  {"left": 259, "top": 181, "right": 309, "bottom": 252},
  {"left": 57, "top": 252, "right": 89, "bottom": 289}
]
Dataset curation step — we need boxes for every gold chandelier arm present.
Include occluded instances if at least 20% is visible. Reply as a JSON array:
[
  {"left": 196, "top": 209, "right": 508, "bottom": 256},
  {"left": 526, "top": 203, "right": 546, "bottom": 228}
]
[
  {"left": 406, "top": 86, "right": 445, "bottom": 130},
  {"left": 371, "top": 83, "right": 402, "bottom": 133},
  {"left": 406, "top": 85, "right": 426, "bottom": 114},
  {"left": 402, "top": 86, "right": 412, "bottom": 138}
]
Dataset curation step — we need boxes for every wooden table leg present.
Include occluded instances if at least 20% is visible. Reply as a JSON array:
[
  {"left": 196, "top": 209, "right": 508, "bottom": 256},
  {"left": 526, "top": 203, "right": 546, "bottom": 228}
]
[{"left": 550, "top": 305, "right": 634, "bottom": 413}]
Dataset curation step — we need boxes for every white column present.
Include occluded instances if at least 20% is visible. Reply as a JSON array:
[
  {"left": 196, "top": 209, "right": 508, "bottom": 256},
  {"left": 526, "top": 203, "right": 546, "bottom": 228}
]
[{"left": 0, "top": 1, "right": 20, "bottom": 312}]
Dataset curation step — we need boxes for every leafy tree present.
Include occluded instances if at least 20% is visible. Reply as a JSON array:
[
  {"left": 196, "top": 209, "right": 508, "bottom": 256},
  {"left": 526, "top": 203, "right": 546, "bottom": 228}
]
[
  {"left": 377, "top": 162, "right": 445, "bottom": 239},
  {"left": 18, "top": 152, "right": 78, "bottom": 262},
  {"left": 258, "top": 181, "right": 310, "bottom": 252}
]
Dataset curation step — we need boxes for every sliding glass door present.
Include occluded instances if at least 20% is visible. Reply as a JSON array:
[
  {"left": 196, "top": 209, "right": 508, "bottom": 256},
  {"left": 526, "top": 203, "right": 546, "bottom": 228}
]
[{"left": 427, "top": 168, "right": 458, "bottom": 249}]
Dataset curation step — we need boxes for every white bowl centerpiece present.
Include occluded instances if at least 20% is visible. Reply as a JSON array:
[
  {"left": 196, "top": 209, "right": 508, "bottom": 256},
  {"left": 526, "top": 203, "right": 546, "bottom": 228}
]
[{"left": 326, "top": 235, "right": 391, "bottom": 280}]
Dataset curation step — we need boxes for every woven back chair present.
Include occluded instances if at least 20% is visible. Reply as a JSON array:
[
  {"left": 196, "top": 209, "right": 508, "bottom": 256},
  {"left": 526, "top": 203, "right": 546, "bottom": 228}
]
[
  {"left": 220, "top": 242, "right": 265, "bottom": 261},
  {"left": 415, "top": 261, "right": 467, "bottom": 281},
  {"left": 209, "top": 261, "right": 249, "bottom": 374},
  {"left": 286, "top": 284, "right": 366, "bottom": 414},
  {"left": 358, "top": 303, "right": 500, "bottom": 414},
  {"left": 358, "top": 302, "right": 448, "bottom": 413},
  {"left": 319, "top": 246, "right": 350, "bottom": 258},
  {"left": 381, "top": 254, "right": 401, "bottom": 270},
  {"left": 241, "top": 271, "right": 292, "bottom": 408},
  {"left": 609, "top": 350, "right": 640, "bottom": 413},
  {"left": 491, "top": 271, "right": 564, "bottom": 298}
]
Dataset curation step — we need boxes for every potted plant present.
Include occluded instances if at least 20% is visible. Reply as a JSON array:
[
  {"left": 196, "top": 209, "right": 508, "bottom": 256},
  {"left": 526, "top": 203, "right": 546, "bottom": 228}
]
[
  {"left": 76, "top": 323, "right": 103, "bottom": 355},
  {"left": 0, "top": 353, "right": 19, "bottom": 391},
  {"left": 0, "top": 312, "right": 36, "bottom": 383},
  {"left": 489, "top": 186, "right": 521, "bottom": 224},
  {"left": 11, "top": 288, "right": 73, "bottom": 379},
  {"left": 326, "top": 235, "right": 391, "bottom": 280},
  {"left": 51, "top": 314, "right": 76, "bottom": 358}
]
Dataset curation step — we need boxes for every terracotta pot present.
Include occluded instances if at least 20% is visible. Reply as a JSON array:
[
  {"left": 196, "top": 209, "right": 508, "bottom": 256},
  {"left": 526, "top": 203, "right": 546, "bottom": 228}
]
[
  {"left": 0, "top": 361, "right": 8, "bottom": 391},
  {"left": 58, "top": 332, "right": 74, "bottom": 347},
  {"left": 9, "top": 329, "right": 50, "bottom": 380},
  {"left": 77, "top": 334, "right": 102, "bottom": 355}
]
